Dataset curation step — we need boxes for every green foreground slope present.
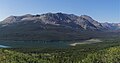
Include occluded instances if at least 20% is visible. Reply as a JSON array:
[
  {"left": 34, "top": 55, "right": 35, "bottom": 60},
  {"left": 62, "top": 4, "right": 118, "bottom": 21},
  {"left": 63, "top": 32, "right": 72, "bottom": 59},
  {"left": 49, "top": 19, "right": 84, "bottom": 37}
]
[
  {"left": 82, "top": 46, "right": 120, "bottom": 63},
  {"left": 0, "top": 46, "right": 120, "bottom": 63},
  {"left": 0, "top": 49, "right": 48, "bottom": 63}
]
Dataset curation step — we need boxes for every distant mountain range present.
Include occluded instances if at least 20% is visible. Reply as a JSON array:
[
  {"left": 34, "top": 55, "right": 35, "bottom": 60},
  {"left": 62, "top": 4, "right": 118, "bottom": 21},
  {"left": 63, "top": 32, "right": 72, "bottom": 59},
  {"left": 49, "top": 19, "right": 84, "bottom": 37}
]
[
  {"left": 0, "top": 13, "right": 119, "bottom": 40},
  {"left": 101, "top": 22, "right": 120, "bottom": 30}
]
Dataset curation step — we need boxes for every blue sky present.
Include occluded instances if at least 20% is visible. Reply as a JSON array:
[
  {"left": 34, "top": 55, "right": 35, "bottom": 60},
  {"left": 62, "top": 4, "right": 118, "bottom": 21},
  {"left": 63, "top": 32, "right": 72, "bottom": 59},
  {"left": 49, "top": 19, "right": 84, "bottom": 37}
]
[{"left": 0, "top": 0, "right": 119, "bottom": 23}]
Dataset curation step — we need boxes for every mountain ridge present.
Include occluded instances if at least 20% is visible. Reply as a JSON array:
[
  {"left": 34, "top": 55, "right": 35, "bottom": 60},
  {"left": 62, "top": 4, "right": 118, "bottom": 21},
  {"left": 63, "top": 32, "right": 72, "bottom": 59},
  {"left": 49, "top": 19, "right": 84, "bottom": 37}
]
[
  {"left": 0, "top": 12, "right": 105, "bottom": 30},
  {"left": 0, "top": 12, "right": 119, "bottom": 40}
]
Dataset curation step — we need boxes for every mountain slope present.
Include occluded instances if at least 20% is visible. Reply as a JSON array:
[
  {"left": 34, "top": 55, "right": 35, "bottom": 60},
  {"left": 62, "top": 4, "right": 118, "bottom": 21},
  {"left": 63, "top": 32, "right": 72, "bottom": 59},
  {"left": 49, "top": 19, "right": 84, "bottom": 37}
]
[
  {"left": 0, "top": 12, "right": 119, "bottom": 40},
  {"left": 101, "top": 22, "right": 120, "bottom": 30},
  {"left": 0, "top": 13, "right": 104, "bottom": 30}
]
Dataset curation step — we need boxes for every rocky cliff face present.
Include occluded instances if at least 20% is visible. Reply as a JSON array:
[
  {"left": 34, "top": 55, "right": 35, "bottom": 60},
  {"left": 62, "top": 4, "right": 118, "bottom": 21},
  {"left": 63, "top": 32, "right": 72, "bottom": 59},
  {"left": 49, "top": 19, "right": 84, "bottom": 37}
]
[{"left": 0, "top": 13, "right": 105, "bottom": 31}]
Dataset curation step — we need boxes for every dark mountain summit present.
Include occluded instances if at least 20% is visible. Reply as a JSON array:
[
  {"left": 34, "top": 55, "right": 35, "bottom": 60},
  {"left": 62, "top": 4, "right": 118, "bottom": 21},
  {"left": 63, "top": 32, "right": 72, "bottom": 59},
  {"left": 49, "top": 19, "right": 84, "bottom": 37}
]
[{"left": 0, "top": 12, "right": 119, "bottom": 40}]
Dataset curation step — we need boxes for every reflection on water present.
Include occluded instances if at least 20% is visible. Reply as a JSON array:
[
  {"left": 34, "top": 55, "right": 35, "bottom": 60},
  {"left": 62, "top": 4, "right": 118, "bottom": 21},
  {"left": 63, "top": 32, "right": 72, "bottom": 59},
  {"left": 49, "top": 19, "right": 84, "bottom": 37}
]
[{"left": 0, "top": 45, "right": 9, "bottom": 48}]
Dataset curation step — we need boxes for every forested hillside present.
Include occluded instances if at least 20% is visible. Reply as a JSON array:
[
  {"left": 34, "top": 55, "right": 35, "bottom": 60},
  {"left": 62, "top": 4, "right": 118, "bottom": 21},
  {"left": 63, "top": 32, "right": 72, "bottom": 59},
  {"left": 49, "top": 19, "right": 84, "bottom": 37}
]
[
  {"left": 82, "top": 46, "right": 120, "bottom": 63},
  {"left": 0, "top": 41, "right": 120, "bottom": 63},
  {"left": 0, "top": 46, "right": 119, "bottom": 63}
]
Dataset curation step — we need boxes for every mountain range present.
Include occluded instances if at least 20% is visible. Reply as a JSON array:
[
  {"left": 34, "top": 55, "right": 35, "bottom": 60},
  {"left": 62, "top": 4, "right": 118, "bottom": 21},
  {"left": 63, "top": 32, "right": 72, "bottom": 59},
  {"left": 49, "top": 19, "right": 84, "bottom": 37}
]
[
  {"left": 0, "top": 13, "right": 119, "bottom": 40},
  {"left": 101, "top": 22, "right": 120, "bottom": 30}
]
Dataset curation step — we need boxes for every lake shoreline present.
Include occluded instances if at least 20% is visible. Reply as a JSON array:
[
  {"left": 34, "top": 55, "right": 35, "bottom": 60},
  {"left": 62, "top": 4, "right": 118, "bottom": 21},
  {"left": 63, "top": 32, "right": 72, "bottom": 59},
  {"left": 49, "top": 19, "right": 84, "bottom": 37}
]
[{"left": 70, "top": 39, "right": 102, "bottom": 46}]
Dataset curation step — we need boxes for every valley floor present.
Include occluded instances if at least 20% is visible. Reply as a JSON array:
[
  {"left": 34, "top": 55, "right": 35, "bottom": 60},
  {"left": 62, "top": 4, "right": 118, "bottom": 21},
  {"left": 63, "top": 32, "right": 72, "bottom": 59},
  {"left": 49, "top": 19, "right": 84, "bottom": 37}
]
[{"left": 0, "top": 38, "right": 120, "bottom": 63}]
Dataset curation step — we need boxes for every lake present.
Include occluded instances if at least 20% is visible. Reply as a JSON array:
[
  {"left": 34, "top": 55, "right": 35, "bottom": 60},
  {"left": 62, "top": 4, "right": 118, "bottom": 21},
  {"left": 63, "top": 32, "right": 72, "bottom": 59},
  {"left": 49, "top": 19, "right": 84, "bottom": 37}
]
[
  {"left": 0, "top": 40, "right": 72, "bottom": 48},
  {"left": 0, "top": 39, "right": 100, "bottom": 48},
  {"left": 0, "top": 45, "right": 9, "bottom": 48}
]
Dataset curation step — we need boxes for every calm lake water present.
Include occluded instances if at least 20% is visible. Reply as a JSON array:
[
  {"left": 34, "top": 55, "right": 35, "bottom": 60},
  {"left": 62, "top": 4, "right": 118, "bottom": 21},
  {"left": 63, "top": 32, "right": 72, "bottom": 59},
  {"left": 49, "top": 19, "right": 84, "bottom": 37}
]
[
  {"left": 0, "top": 45, "right": 9, "bottom": 48},
  {"left": 0, "top": 40, "right": 73, "bottom": 48}
]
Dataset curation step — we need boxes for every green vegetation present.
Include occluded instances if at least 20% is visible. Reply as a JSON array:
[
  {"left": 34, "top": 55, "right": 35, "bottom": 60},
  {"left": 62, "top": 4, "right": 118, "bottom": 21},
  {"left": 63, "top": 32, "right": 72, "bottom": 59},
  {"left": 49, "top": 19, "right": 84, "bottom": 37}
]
[
  {"left": 0, "top": 49, "right": 49, "bottom": 63},
  {"left": 0, "top": 38, "right": 119, "bottom": 63},
  {"left": 82, "top": 46, "right": 120, "bottom": 63}
]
